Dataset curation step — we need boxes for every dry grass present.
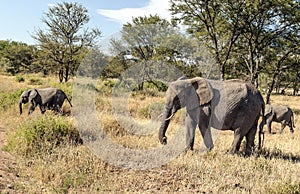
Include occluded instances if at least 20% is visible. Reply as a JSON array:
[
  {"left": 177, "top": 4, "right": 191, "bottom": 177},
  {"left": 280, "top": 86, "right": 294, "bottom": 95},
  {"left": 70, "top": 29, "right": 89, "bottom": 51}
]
[{"left": 1, "top": 74, "right": 300, "bottom": 193}]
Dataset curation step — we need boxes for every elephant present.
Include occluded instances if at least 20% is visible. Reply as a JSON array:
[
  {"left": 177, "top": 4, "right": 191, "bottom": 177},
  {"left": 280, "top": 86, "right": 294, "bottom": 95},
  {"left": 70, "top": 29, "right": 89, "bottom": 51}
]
[
  {"left": 19, "top": 88, "right": 72, "bottom": 115},
  {"left": 158, "top": 77, "right": 265, "bottom": 156},
  {"left": 262, "top": 104, "right": 295, "bottom": 133}
]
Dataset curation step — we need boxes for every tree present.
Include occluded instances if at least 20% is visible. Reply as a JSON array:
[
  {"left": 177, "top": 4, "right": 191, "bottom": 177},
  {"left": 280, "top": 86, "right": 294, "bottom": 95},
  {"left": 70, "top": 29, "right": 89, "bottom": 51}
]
[
  {"left": 78, "top": 48, "right": 108, "bottom": 79},
  {"left": 33, "top": 2, "right": 101, "bottom": 82},
  {"left": 228, "top": 0, "right": 300, "bottom": 87},
  {"left": 0, "top": 40, "right": 36, "bottom": 75},
  {"left": 170, "top": 0, "right": 246, "bottom": 80},
  {"left": 109, "top": 15, "right": 191, "bottom": 90},
  {"left": 108, "top": 14, "right": 213, "bottom": 91},
  {"left": 170, "top": 0, "right": 300, "bottom": 87}
]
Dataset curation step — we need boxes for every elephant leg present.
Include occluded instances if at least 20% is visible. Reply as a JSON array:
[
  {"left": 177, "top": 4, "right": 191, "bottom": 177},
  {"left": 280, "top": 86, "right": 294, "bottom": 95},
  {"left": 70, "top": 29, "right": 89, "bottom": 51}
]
[
  {"left": 39, "top": 105, "right": 46, "bottom": 114},
  {"left": 28, "top": 101, "right": 37, "bottom": 115},
  {"left": 56, "top": 105, "right": 63, "bottom": 115},
  {"left": 28, "top": 105, "right": 35, "bottom": 115},
  {"left": 280, "top": 122, "right": 287, "bottom": 133},
  {"left": 185, "top": 111, "right": 197, "bottom": 150},
  {"left": 245, "top": 124, "right": 257, "bottom": 156},
  {"left": 198, "top": 106, "right": 213, "bottom": 151},
  {"left": 229, "top": 128, "right": 244, "bottom": 154},
  {"left": 267, "top": 120, "right": 272, "bottom": 134},
  {"left": 199, "top": 124, "right": 214, "bottom": 151},
  {"left": 288, "top": 121, "right": 294, "bottom": 133}
]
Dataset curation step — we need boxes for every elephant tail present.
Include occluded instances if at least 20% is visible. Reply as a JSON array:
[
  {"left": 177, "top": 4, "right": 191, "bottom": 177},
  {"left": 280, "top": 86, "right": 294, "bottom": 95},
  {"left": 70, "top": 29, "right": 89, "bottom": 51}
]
[
  {"left": 258, "top": 103, "right": 265, "bottom": 150},
  {"left": 291, "top": 112, "right": 296, "bottom": 128},
  {"left": 19, "top": 100, "right": 23, "bottom": 115},
  {"left": 65, "top": 95, "right": 73, "bottom": 107}
]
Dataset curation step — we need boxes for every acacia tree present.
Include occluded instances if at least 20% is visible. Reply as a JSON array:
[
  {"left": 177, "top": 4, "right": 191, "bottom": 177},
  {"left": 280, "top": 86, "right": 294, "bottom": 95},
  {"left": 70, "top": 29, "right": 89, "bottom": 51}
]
[
  {"left": 170, "top": 0, "right": 246, "bottom": 80},
  {"left": 170, "top": 0, "right": 300, "bottom": 87},
  {"left": 33, "top": 2, "right": 101, "bottom": 82},
  {"left": 229, "top": 0, "right": 300, "bottom": 87},
  {"left": 109, "top": 15, "right": 199, "bottom": 90}
]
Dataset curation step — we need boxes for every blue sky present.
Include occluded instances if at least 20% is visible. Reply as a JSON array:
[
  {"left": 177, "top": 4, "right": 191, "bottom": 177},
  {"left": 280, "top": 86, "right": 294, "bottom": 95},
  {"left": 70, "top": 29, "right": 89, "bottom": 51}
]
[{"left": 0, "top": 0, "right": 171, "bottom": 45}]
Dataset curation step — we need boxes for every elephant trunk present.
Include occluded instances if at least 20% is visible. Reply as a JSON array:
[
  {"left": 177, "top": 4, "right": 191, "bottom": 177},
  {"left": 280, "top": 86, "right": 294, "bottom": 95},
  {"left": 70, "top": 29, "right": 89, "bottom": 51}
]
[
  {"left": 19, "top": 100, "right": 23, "bottom": 115},
  {"left": 158, "top": 107, "right": 173, "bottom": 145}
]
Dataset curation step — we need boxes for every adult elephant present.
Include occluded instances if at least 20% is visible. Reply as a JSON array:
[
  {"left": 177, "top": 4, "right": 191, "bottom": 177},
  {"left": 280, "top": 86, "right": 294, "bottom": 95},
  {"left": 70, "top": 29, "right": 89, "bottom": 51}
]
[
  {"left": 19, "top": 88, "right": 72, "bottom": 115},
  {"left": 158, "top": 77, "right": 265, "bottom": 156},
  {"left": 263, "top": 104, "right": 295, "bottom": 134}
]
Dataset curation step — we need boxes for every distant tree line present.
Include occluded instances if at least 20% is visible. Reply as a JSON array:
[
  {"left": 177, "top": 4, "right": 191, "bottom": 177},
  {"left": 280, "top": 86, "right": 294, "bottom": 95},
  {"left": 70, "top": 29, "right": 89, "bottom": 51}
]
[{"left": 0, "top": 0, "right": 299, "bottom": 103}]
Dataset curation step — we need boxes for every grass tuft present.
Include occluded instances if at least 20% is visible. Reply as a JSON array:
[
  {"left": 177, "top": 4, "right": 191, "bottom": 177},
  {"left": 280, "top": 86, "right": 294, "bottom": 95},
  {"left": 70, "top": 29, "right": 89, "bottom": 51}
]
[{"left": 5, "top": 115, "right": 82, "bottom": 157}]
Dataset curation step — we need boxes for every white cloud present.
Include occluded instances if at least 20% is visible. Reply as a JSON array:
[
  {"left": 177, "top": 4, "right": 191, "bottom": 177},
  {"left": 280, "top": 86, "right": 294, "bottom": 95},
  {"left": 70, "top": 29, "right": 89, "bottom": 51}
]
[
  {"left": 47, "top": 3, "right": 55, "bottom": 8},
  {"left": 97, "top": 0, "right": 171, "bottom": 25}
]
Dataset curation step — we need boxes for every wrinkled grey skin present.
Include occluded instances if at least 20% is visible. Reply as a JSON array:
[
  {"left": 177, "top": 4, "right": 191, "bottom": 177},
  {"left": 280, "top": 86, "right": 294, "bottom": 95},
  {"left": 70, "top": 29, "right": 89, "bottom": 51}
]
[
  {"left": 19, "top": 88, "right": 72, "bottom": 115},
  {"left": 263, "top": 104, "right": 295, "bottom": 133},
  {"left": 158, "top": 77, "right": 265, "bottom": 156}
]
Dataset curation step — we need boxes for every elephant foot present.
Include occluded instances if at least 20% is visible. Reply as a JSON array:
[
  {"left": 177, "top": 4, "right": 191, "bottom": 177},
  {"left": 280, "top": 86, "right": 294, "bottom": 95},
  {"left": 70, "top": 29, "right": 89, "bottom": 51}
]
[
  {"left": 184, "top": 145, "right": 193, "bottom": 152},
  {"left": 227, "top": 147, "right": 240, "bottom": 155},
  {"left": 159, "top": 136, "right": 167, "bottom": 145},
  {"left": 199, "top": 145, "right": 213, "bottom": 155}
]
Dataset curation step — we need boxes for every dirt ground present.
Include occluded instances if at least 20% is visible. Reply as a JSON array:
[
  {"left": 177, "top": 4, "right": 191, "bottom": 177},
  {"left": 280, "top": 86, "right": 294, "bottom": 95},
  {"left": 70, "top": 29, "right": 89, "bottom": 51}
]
[{"left": 0, "top": 120, "right": 18, "bottom": 192}]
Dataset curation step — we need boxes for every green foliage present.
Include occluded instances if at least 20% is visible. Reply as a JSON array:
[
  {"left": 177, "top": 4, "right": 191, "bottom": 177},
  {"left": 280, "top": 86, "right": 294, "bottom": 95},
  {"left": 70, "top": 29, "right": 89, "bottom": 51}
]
[
  {"left": 28, "top": 77, "right": 43, "bottom": 85},
  {"left": 16, "top": 75, "right": 25, "bottom": 82},
  {"left": 33, "top": 2, "right": 101, "bottom": 82},
  {"left": 0, "top": 89, "right": 23, "bottom": 111},
  {"left": 138, "top": 101, "right": 164, "bottom": 119},
  {"left": 5, "top": 116, "right": 82, "bottom": 157},
  {"left": 170, "top": 0, "right": 300, "bottom": 84},
  {"left": 78, "top": 48, "right": 108, "bottom": 79},
  {"left": 109, "top": 15, "right": 199, "bottom": 88},
  {"left": 0, "top": 40, "right": 37, "bottom": 75}
]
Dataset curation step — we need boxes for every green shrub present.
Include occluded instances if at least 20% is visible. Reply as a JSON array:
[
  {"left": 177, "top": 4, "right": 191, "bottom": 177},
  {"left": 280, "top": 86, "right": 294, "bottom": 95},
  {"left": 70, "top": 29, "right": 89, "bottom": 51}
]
[
  {"left": 28, "top": 77, "right": 43, "bottom": 85},
  {"left": 0, "top": 89, "right": 23, "bottom": 111},
  {"left": 5, "top": 115, "right": 82, "bottom": 157},
  {"left": 138, "top": 101, "right": 164, "bottom": 119},
  {"left": 16, "top": 75, "right": 25, "bottom": 82}
]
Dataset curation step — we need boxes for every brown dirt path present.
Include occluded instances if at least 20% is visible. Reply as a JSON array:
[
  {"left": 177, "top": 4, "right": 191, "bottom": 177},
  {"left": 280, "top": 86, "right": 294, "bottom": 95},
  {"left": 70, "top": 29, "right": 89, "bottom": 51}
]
[{"left": 0, "top": 120, "right": 18, "bottom": 191}]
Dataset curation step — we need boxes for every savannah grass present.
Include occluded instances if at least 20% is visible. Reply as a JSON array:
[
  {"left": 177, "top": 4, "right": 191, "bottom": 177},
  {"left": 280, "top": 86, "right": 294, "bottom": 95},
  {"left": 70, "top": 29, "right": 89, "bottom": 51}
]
[{"left": 0, "top": 74, "right": 299, "bottom": 193}]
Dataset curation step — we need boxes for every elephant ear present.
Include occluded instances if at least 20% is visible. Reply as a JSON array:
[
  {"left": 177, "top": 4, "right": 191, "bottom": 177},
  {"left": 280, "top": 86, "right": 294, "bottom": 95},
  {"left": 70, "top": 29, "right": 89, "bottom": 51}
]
[
  {"left": 186, "top": 78, "right": 213, "bottom": 110},
  {"left": 28, "top": 89, "right": 38, "bottom": 102},
  {"left": 265, "top": 104, "right": 273, "bottom": 116},
  {"left": 194, "top": 78, "right": 213, "bottom": 105}
]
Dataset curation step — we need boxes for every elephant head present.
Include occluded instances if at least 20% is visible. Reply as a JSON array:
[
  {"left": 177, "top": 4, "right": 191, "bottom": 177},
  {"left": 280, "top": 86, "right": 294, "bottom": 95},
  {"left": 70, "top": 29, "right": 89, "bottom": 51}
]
[
  {"left": 158, "top": 77, "right": 213, "bottom": 145},
  {"left": 19, "top": 89, "right": 41, "bottom": 115}
]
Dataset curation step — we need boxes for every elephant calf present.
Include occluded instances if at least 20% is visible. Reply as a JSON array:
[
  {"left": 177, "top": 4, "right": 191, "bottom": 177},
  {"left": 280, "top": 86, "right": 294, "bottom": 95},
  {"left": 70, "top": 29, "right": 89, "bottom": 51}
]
[
  {"left": 19, "top": 88, "right": 72, "bottom": 115},
  {"left": 262, "top": 104, "right": 295, "bottom": 133}
]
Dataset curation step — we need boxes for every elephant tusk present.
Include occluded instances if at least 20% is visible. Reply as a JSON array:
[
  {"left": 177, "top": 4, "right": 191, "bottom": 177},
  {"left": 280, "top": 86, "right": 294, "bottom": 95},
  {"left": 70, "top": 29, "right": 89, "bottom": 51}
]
[{"left": 165, "top": 113, "right": 174, "bottom": 121}]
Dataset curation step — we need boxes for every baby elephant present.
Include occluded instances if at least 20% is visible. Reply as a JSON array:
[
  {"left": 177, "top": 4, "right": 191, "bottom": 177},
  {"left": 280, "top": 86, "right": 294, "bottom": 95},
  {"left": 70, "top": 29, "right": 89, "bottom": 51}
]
[
  {"left": 263, "top": 104, "right": 295, "bottom": 133},
  {"left": 19, "top": 88, "right": 72, "bottom": 115}
]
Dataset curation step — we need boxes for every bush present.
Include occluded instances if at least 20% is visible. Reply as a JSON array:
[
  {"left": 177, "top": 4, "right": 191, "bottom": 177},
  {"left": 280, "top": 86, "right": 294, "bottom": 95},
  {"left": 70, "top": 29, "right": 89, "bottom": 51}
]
[
  {"left": 0, "top": 89, "right": 23, "bottom": 111},
  {"left": 5, "top": 115, "right": 82, "bottom": 157},
  {"left": 16, "top": 75, "right": 25, "bottom": 82},
  {"left": 29, "top": 77, "right": 43, "bottom": 85},
  {"left": 138, "top": 101, "right": 164, "bottom": 119}
]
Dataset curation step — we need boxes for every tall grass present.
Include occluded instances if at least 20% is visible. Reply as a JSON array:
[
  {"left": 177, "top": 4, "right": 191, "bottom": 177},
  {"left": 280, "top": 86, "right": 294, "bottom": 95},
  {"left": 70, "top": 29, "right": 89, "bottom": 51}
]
[
  {"left": 0, "top": 74, "right": 300, "bottom": 193},
  {"left": 5, "top": 115, "right": 82, "bottom": 157}
]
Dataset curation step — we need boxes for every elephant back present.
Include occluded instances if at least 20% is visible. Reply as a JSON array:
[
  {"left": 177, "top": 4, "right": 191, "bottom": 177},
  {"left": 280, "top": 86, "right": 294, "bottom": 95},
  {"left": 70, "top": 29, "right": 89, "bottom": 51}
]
[{"left": 37, "top": 88, "right": 59, "bottom": 104}]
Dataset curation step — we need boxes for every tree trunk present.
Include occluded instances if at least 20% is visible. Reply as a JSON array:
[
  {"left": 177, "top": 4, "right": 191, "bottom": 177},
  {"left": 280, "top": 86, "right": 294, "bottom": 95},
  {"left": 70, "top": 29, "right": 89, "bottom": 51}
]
[
  {"left": 65, "top": 63, "right": 69, "bottom": 82},
  {"left": 266, "top": 70, "right": 279, "bottom": 104},
  {"left": 59, "top": 69, "right": 64, "bottom": 83},
  {"left": 220, "top": 65, "right": 225, "bottom": 81}
]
